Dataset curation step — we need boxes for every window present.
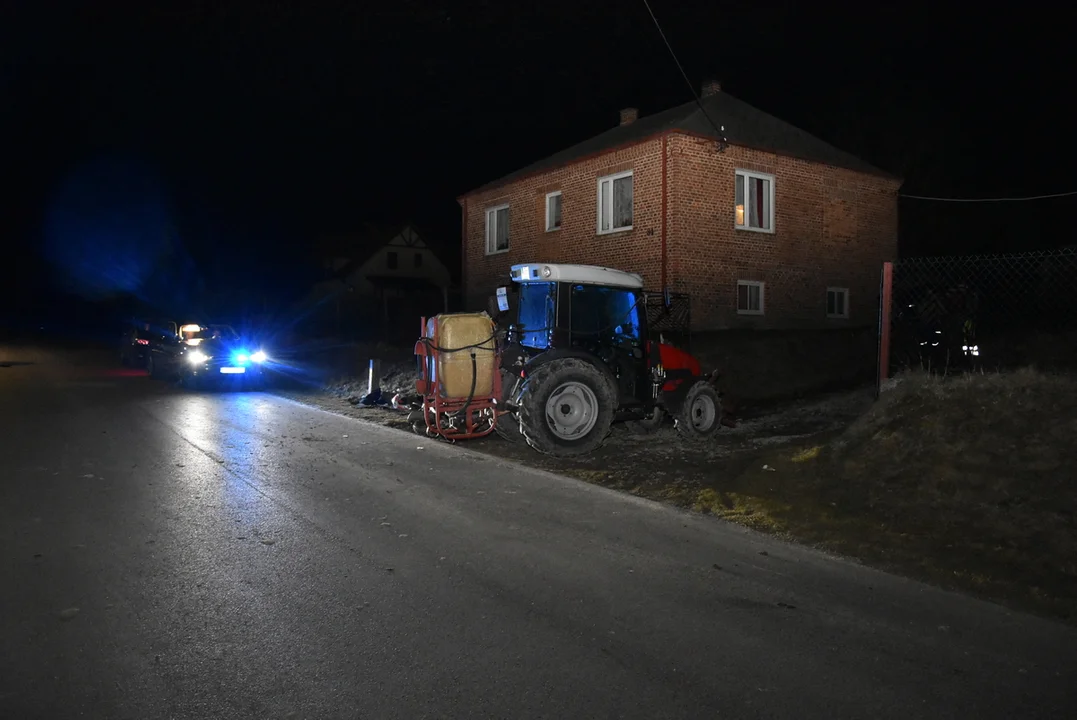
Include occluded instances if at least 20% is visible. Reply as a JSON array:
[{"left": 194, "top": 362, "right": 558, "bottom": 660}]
[
  {"left": 485, "top": 204, "right": 510, "bottom": 254},
  {"left": 827, "top": 287, "right": 849, "bottom": 318},
  {"left": 387, "top": 251, "right": 398, "bottom": 270},
  {"left": 414, "top": 252, "right": 423, "bottom": 269},
  {"left": 570, "top": 284, "right": 641, "bottom": 345},
  {"left": 516, "top": 281, "right": 556, "bottom": 349},
  {"left": 597, "top": 170, "right": 633, "bottom": 234},
  {"left": 545, "top": 191, "right": 562, "bottom": 231},
  {"left": 737, "top": 280, "right": 765, "bottom": 315},
  {"left": 735, "top": 169, "right": 775, "bottom": 232}
]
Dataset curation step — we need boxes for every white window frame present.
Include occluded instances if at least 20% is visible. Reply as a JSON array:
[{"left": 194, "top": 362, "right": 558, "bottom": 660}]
[
  {"left": 826, "top": 287, "right": 850, "bottom": 319},
  {"left": 736, "top": 280, "right": 765, "bottom": 316},
  {"left": 545, "top": 191, "right": 562, "bottom": 232},
  {"left": 734, "top": 169, "right": 776, "bottom": 234},
  {"left": 485, "top": 204, "right": 510, "bottom": 255},
  {"left": 596, "top": 170, "right": 634, "bottom": 235}
]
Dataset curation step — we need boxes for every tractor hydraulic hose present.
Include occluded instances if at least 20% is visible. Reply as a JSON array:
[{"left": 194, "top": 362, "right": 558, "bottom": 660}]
[
  {"left": 423, "top": 333, "right": 497, "bottom": 354},
  {"left": 446, "top": 351, "right": 478, "bottom": 420}
]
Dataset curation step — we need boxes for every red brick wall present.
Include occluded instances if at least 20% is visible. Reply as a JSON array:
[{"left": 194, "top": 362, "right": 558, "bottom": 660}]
[
  {"left": 461, "top": 132, "right": 899, "bottom": 330},
  {"left": 666, "top": 135, "right": 899, "bottom": 330},
  {"left": 461, "top": 138, "right": 664, "bottom": 306}
]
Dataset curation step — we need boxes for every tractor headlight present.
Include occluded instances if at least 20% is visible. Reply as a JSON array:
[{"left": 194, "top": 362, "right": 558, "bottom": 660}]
[
  {"left": 187, "top": 350, "right": 209, "bottom": 364},
  {"left": 251, "top": 350, "right": 267, "bottom": 363}
]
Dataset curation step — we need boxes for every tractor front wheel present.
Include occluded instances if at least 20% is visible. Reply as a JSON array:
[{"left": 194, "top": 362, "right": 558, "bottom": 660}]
[
  {"left": 518, "top": 358, "right": 615, "bottom": 457},
  {"left": 675, "top": 381, "right": 722, "bottom": 442}
]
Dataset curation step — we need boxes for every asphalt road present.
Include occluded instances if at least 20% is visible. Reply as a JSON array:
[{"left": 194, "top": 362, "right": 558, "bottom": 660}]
[{"left": 2, "top": 345, "right": 1076, "bottom": 719}]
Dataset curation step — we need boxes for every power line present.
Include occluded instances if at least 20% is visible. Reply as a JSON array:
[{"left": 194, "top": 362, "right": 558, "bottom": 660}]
[
  {"left": 641, "top": 0, "right": 1070, "bottom": 202},
  {"left": 640, "top": 0, "right": 727, "bottom": 148},
  {"left": 899, "top": 189, "right": 1077, "bottom": 203}
]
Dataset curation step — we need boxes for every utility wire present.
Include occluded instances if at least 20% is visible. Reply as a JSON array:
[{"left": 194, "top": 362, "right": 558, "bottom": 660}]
[
  {"left": 640, "top": 0, "right": 728, "bottom": 148},
  {"left": 899, "top": 189, "right": 1077, "bottom": 203},
  {"left": 642, "top": 0, "right": 1074, "bottom": 203}
]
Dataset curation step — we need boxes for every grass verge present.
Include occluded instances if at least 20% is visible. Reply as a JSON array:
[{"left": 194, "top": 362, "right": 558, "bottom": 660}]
[{"left": 678, "top": 369, "right": 1077, "bottom": 623}]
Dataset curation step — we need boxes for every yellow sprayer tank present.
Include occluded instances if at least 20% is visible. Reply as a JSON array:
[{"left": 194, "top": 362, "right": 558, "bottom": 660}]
[{"left": 427, "top": 312, "right": 496, "bottom": 399}]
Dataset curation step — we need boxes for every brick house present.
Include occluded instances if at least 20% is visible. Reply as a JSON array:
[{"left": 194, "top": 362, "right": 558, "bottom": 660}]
[
  {"left": 296, "top": 223, "right": 453, "bottom": 341},
  {"left": 457, "top": 80, "right": 901, "bottom": 334}
]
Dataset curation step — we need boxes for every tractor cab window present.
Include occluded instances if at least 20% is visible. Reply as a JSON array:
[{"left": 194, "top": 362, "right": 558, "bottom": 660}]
[
  {"left": 516, "top": 281, "right": 555, "bottom": 350},
  {"left": 569, "top": 285, "right": 641, "bottom": 344}
]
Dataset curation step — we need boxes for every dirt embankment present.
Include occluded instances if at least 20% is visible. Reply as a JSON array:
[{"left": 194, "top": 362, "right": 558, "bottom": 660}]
[
  {"left": 824, "top": 369, "right": 1076, "bottom": 618},
  {"left": 719, "top": 369, "right": 1077, "bottom": 622}
]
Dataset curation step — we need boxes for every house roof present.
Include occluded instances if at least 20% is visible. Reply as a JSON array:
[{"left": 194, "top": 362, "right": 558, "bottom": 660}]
[
  {"left": 464, "top": 90, "right": 895, "bottom": 197},
  {"left": 324, "top": 223, "right": 447, "bottom": 283}
]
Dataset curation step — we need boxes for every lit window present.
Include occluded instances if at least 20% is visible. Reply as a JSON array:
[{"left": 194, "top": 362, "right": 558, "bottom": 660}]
[
  {"left": 737, "top": 280, "right": 765, "bottom": 315},
  {"left": 485, "top": 204, "right": 510, "bottom": 254},
  {"left": 735, "top": 169, "right": 775, "bottom": 232},
  {"left": 597, "top": 170, "right": 633, "bottom": 234},
  {"left": 545, "top": 191, "right": 562, "bottom": 231},
  {"left": 827, "top": 287, "right": 849, "bottom": 318}
]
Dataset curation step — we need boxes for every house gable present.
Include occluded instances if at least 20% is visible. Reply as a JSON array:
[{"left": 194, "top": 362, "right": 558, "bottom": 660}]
[{"left": 345, "top": 225, "right": 452, "bottom": 294}]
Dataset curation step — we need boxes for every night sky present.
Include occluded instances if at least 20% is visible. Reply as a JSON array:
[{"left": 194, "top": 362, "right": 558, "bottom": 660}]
[{"left": 3, "top": 1, "right": 1075, "bottom": 318}]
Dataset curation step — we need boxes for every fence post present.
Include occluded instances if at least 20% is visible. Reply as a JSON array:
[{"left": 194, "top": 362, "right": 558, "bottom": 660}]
[
  {"left": 877, "top": 262, "right": 894, "bottom": 395},
  {"left": 367, "top": 358, "right": 381, "bottom": 396}
]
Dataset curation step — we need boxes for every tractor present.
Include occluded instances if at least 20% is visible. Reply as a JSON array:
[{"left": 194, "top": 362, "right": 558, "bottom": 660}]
[
  {"left": 491, "top": 263, "right": 722, "bottom": 457},
  {"left": 410, "top": 263, "right": 722, "bottom": 458}
]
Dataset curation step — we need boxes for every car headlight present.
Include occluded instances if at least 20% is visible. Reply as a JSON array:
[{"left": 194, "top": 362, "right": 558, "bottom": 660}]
[
  {"left": 251, "top": 350, "right": 267, "bottom": 363},
  {"left": 187, "top": 350, "right": 209, "bottom": 364}
]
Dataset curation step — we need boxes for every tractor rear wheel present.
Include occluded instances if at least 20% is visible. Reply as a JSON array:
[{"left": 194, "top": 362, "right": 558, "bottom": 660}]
[
  {"left": 675, "top": 381, "right": 722, "bottom": 442},
  {"left": 493, "top": 370, "right": 523, "bottom": 443},
  {"left": 518, "top": 358, "right": 615, "bottom": 457}
]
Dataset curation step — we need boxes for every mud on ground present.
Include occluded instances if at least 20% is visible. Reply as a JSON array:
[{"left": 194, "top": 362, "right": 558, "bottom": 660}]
[{"left": 279, "top": 368, "right": 873, "bottom": 529}]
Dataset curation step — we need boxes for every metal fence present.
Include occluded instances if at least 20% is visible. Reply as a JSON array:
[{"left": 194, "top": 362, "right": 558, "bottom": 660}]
[
  {"left": 878, "top": 247, "right": 1077, "bottom": 379},
  {"left": 643, "top": 290, "right": 692, "bottom": 349}
]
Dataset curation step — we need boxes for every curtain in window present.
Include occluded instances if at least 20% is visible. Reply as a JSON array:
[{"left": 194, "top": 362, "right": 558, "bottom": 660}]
[
  {"left": 738, "top": 283, "right": 750, "bottom": 309},
  {"left": 735, "top": 174, "right": 745, "bottom": 225},
  {"left": 549, "top": 195, "right": 562, "bottom": 229},
  {"left": 496, "top": 207, "right": 509, "bottom": 250},
  {"left": 749, "top": 177, "right": 768, "bottom": 229},
  {"left": 613, "top": 175, "right": 633, "bottom": 228},
  {"left": 600, "top": 180, "right": 612, "bottom": 231},
  {"left": 828, "top": 291, "right": 845, "bottom": 316}
]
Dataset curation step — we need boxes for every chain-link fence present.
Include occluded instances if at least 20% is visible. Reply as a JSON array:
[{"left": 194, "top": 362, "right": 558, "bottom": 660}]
[
  {"left": 880, "top": 247, "right": 1077, "bottom": 377},
  {"left": 643, "top": 290, "right": 691, "bottom": 349}
]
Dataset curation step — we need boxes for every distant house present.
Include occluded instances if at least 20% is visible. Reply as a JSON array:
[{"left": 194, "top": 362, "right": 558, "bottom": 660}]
[
  {"left": 457, "top": 79, "right": 901, "bottom": 331},
  {"left": 298, "top": 224, "right": 452, "bottom": 339}
]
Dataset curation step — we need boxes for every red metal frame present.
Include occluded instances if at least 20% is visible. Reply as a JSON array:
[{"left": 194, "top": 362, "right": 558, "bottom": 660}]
[{"left": 413, "top": 315, "right": 502, "bottom": 440}]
